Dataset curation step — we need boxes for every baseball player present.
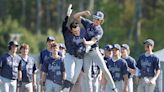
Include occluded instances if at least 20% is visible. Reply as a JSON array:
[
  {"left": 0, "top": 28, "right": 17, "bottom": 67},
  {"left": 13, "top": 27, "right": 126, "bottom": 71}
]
[
  {"left": 136, "top": 39, "right": 160, "bottom": 92},
  {"left": 121, "top": 44, "right": 137, "bottom": 92},
  {"left": 101, "top": 44, "right": 113, "bottom": 91},
  {"left": 41, "top": 43, "right": 65, "bottom": 92},
  {"left": 39, "top": 36, "right": 55, "bottom": 91},
  {"left": 0, "top": 40, "right": 22, "bottom": 92},
  {"left": 19, "top": 43, "right": 37, "bottom": 92},
  {"left": 61, "top": 4, "right": 86, "bottom": 90},
  {"left": 105, "top": 44, "right": 129, "bottom": 92},
  {"left": 74, "top": 11, "right": 117, "bottom": 92}
]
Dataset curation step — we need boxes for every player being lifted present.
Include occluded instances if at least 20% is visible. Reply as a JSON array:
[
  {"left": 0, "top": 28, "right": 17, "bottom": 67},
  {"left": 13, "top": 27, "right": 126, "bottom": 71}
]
[{"left": 74, "top": 10, "right": 117, "bottom": 92}]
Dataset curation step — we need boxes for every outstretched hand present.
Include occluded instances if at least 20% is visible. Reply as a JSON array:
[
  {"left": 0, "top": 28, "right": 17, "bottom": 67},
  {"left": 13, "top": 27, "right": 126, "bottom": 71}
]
[{"left": 67, "top": 4, "right": 73, "bottom": 17}]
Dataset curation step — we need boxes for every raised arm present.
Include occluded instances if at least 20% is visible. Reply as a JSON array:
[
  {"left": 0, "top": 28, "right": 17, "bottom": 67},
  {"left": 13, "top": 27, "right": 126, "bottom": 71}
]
[
  {"left": 62, "top": 4, "right": 73, "bottom": 32},
  {"left": 73, "top": 10, "right": 91, "bottom": 22}
]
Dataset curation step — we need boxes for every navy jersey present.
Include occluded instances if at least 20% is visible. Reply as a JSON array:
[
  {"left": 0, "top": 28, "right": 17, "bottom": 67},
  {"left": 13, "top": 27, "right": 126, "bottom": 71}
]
[
  {"left": 81, "top": 17, "right": 103, "bottom": 48},
  {"left": 123, "top": 56, "right": 136, "bottom": 77},
  {"left": 41, "top": 57, "right": 65, "bottom": 85},
  {"left": 39, "top": 49, "right": 52, "bottom": 64},
  {"left": 20, "top": 56, "right": 37, "bottom": 82},
  {"left": 0, "top": 53, "right": 21, "bottom": 80},
  {"left": 62, "top": 16, "right": 86, "bottom": 58},
  {"left": 137, "top": 53, "right": 160, "bottom": 78},
  {"left": 106, "top": 58, "right": 128, "bottom": 81}
]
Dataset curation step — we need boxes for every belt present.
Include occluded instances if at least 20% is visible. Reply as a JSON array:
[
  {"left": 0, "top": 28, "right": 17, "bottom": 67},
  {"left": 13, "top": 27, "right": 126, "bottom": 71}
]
[{"left": 114, "top": 80, "right": 122, "bottom": 82}]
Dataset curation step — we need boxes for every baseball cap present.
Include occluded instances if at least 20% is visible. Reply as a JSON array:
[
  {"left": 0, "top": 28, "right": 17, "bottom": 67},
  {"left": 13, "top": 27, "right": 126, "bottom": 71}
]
[
  {"left": 8, "top": 40, "right": 19, "bottom": 47},
  {"left": 121, "top": 44, "right": 129, "bottom": 50},
  {"left": 143, "top": 39, "right": 154, "bottom": 46},
  {"left": 104, "top": 44, "right": 113, "bottom": 51},
  {"left": 112, "top": 44, "right": 121, "bottom": 51},
  {"left": 47, "top": 36, "right": 55, "bottom": 42},
  {"left": 93, "top": 11, "right": 104, "bottom": 20}
]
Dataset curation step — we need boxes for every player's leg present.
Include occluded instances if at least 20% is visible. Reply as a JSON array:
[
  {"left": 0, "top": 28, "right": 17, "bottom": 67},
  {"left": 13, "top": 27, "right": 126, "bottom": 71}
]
[
  {"left": 54, "top": 83, "right": 62, "bottom": 92},
  {"left": 92, "top": 77, "right": 98, "bottom": 92},
  {"left": 136, "top": 78, "right": 145, "bottom": 92},
  {"left": 45, "top": 79, "right": 53, "bottom": 92},
  {"left": 83, "top": 53, "right": 93, "bottom": 92},
  {"left": 9, "top": 80, "right": 17, "bottom": 92},
  {"left": 145, "top": 78, "right": 156, "bottom": 92},
  {"left": 1, "top": 77, "right": 10, "bottom": 92},
  {"left": 72, "top": 58, "right": 83, "bottom": 84},
  {"left": 128, "top": 77, "right": 133, "bottom": 92},
  {"left": 64, "top": 53, "right": 75, "bottom": 82},
  {"left": 25, "top": 82, "right": 33, "bottom": 92},
  {"left": 91, "top": 48, "right": 115, "bottom": 89}
]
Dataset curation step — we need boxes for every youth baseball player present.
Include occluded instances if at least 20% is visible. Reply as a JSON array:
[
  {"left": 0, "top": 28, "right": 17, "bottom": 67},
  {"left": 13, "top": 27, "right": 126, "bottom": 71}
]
[
  {"left": 74, "top": 11, "right": 117, "bottom": 92},
  {"left": 136, "top": 39, "right": 160, "bottom": 92},
  {"left": 39, "top": 36, "right": 55, "bottom": 91},
  {"left": 19, "top": 43, "right": 37, "bottom": 92},
  {"left": 62, "top": 4, "right": 86, "bottom": 90},
  {"left": 105, "top": 44, "right": 129, "bottom": 92},
  {"left": 101, "top": 44, "right": 113, "bottom": 91},
  {"left": 42, "top": 43, "right": 65, "bottom": 92},
  {"left": 121, "top": 44, "right": 137, "bottom": 92},
  {"left": 0, "top": 40, "right": 22, "bottom": 92}
]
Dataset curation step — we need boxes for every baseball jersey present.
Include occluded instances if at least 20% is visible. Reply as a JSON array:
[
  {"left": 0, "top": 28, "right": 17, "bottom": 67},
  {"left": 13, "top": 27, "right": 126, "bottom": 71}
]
[
  {"left": 81, "top": 17, "right": 103, "bottom": 48},
  {"left": 20, "top": 56, "right": 37, "bottom": 82},
  {"left": 106, "top": 58, "right": 129, "bottom": 81},
  {"left": 0, "top": 53, "right": 21, "bottom": 80},
  {"left": 123, "top": 56, "right": 136, "bottom": 77},
  {"left": 136, "top": 53, "right": 160, "bottom": 78},
  {"left": 62, "top": 16, "right": 86, "bottom": 59},
  {"left": 41, "top": 57, "right": 65, "bottom": 85}
]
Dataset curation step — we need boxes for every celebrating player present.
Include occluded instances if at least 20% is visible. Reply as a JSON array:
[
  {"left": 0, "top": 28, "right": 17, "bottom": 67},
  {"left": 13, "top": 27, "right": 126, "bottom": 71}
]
[
  {"left": 61, "top": 4, "right": 86, "bottom": 91},
  {"left": 74, "top": 10, "right": 117, "bottom": 92}
]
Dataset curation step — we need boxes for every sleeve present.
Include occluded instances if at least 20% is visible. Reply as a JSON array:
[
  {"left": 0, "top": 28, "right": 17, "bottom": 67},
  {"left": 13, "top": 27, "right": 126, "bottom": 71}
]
[
  {"left": 81, "top": 17, "right": 92, "bottom": 29},
  {"left": 41, "top": 60, "right": 48, "bottom": 73},
  {"left": 122, "top": 61, "right": 129, "bottom": 75},
  {"left": 94, "top": 28, "right": 103, "bottom": 41},
  {"left": 33, "top": 64, "right": 37, "bottom": 73},
  {"left": 62, "top": 16, "right": 69, "bottom": 33},
  {"left": 61, "top": 60, "right": 65, "bottom": 73},
  {"left": 131, "top": 57, "right": 137, "bottom": 69},
  {"left": 154, "top": 57, "right": 160, "bottom": 70},
  {"left": 136, "top": 56, "right": 141, "bottom": 69},
  {"left": 39, "top": 51, "right": 43, "bottom": 64},
  {"left": 18, "top": 59, "right": 22, "bottom": 71}
]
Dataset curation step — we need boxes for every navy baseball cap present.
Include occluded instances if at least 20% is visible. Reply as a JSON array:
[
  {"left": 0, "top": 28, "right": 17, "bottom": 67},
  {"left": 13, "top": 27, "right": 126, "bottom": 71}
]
[
  {"left": 8, "top": 40, "right": 19, "bottom": 47},
  {"left": 104, "top": 44, "right": 113, "bottom": 51},
  {"left": 121, "top": 44, "right": 129, "bottom": 50},
  {"left": 93, "top": 11, "right": 104, "bottom": 20},
  {"left": 144, "top": 39, "right": 154, "bottom": 46},
  {"left": 112, "top": 44, "right": 121, "bottom": 51},
  {"left": 47, "top": 36, "right": 55, "bottom": 42}
]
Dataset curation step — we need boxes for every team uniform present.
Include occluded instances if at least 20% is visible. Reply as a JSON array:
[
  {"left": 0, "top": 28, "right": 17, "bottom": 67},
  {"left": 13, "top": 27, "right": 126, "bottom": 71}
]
[
  {"left": 62, "top": 16, "right": 86, "bottom": 86},
  {"left": 80, "top": 15, "right": 116, "bottom": 92},
  {"left": 19, "top": 56, "right": 37, "bottom": 92},
  {"left": 41, "top": 57, "right": 65, "bottom": 92},
  {"left": 106, "top": 58, "right": 129, "bottom": 92},
  {"left": 0, "top": 53, "right": 21, "bottom": 92},
  {"left": 136, "top": 53, "right": 160, "bottom": 92}
]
